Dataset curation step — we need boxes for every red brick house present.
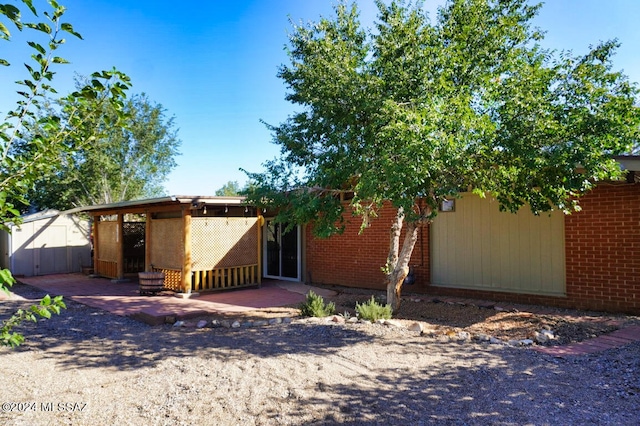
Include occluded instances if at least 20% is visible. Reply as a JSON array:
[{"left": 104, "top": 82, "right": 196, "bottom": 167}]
[{"left": 299, "top": 156, "right": 640, "bottom": 314}]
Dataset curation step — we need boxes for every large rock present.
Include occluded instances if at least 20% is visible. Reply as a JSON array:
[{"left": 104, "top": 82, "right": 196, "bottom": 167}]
[
  {"left": 534, "top": 329, "right": 555, "bottom": 344},
  {"left": 457, "top": 332, "right": 471, "bottom": 341},
  {"left": 407, "top": 322, "right": 423, "bottom": 333}
]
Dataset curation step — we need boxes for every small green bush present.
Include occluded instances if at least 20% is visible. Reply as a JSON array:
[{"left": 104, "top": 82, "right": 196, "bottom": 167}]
[
  {"left": 356, "top": 296, "right": 392, "bottom": 322},
  {"left": 299, "top": 291, "right": 336, "bottom": 317}
]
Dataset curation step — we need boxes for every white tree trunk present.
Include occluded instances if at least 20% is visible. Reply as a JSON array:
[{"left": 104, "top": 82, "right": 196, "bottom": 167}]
[{"left": 385, "top": 208, "right": 421, "bottom": 312}]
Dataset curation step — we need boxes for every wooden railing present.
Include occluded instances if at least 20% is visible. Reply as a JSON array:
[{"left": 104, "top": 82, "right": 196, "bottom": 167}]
[
  {"left": 150, "top": 264, "right": 261, "bottom": 293},
  {"left": 192, "top": 264, "right": 260, "bottom": 292}
]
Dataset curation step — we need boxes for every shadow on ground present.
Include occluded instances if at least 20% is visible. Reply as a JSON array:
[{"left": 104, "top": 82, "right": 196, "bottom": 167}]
[
  {"left": 2, "top": 282, "right": 372, "bottom": 370},
  {"left": 2, "top": 283, "right": 640, "bottom": 425}
]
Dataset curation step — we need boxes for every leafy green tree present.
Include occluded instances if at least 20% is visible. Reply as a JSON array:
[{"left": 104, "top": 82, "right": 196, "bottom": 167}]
[
  {"left": 28, "top": 91, "right": 181, "bottom": 210},
  {"left": 245, "top": 0, "right": 640, "bottom": 310},
  {"left": 215, "top": 180, "right": 243, "bottom": 196},
  {"left": 1, "top": 0, "right": 130, "bottom": 346}
]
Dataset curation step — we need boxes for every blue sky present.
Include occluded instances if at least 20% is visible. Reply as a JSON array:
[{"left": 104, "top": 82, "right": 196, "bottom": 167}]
[{"left": 2, "top": 0, "right": 639, "bottom": 196}]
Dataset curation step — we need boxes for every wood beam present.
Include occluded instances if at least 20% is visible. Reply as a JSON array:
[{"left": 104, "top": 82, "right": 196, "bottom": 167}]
[
  {"left": 116, "top": 214, "right": 124, "bottom": 279},
  {"left": 182, "top": 207, "right": 192, "bottom": 293}
]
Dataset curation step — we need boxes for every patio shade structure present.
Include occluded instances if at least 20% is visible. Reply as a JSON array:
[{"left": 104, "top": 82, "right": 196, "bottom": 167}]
[{"left": 67, "top": 196, "right": 262, "bottom": 294}]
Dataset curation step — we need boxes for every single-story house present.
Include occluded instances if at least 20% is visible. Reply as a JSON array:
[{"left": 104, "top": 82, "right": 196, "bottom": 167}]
[
  {"left": 32, "top": 155, "right": 638, "bottom": 315},
  {"left": 0, "top": 210, "right": 91, "bottom": 277},
  {"left": 303, "top": 156, "right": 640, "bottom": 314}
]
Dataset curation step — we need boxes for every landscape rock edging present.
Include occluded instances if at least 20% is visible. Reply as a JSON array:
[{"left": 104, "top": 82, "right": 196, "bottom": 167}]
[
  {"left": 160, "top": 295, "right": 562, "bottom": 347},
  {"left": 166, "top": 312, "right": 557, "bottom": 347}
]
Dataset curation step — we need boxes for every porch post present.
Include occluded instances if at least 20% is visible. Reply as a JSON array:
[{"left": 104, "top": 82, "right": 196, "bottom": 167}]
[
  {"left": 144, "top": 210, "right": 151, "bottom": 272},
  {"left": 181, "top": 207, "right": 192, "bottom": 294},
  {"left": 257, "top": 211, "right": 263, "bottom": 285},
  {"left": 116, "top": 213, "right": 124, "bottom": 279},
  {"left": 92, "top": 215, "right": 99, "bottom": 274}
]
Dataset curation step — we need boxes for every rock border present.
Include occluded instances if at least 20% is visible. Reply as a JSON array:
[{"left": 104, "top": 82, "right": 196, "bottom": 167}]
[{"left": 169, "top": 307, "right": 554, "bottom": 347}]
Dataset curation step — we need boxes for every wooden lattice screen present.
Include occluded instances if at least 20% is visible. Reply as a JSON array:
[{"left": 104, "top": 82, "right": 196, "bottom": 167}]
[
  {"left": 191, "top": 217, "right": 258, "bottom": 270},
  {"left": 147, "top": 216, "right": 260, "bottom": 293},
  {"left": 149, "top": 218, "right": 182, "bottom": 270},
  {"left": 97, "top": 221, "right": 118, "bottom": 262},
  {"left": 95, "top": 221, "right": 118, "bottom": 278},
  {"left": 151, "top": 267, "right": 182, "bottom": 292}
]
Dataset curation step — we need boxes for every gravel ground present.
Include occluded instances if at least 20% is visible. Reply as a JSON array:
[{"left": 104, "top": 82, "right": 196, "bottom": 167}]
[{"left": 1, "top": 282, "right": 639, "bottom": 425}]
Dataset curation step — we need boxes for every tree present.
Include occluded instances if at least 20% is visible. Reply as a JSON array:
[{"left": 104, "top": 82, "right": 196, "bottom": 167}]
[
  {"left": 215, "top": 180, "right": 243, "bottom": 196},
  {"left": 28, "top": 91, "right": 181, "bottom": 210},
  {"left": 1, "top": 0, "right": 130, "bottom": 346},
  {"left": 244, "top": 0, "right": 640, "bottom": 311}
]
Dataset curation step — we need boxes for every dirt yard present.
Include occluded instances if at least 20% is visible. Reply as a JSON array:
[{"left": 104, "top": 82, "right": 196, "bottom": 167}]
[{"left": 1, "top": 282, "right": 639, "bottom": 425}]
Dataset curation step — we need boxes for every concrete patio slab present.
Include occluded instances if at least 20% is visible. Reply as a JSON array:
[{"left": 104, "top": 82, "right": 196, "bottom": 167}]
[{"left": 15, "top": 273, "right": 336, "bottom": 324}]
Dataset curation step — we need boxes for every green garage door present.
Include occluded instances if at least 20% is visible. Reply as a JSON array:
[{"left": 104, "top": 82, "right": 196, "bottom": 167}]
[{"left": 431, "top": 193, "right": 566, "bottom": 296}]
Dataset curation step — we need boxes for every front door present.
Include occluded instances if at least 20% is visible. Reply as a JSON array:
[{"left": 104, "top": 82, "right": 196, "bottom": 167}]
[{"left": 264, "top": 220, "right": 300, "bottom": 281}]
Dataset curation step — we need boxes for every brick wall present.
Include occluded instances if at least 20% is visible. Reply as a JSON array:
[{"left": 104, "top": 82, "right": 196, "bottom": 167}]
[
  {"left": 304, "top": 201, "right": 430, "bottom": 292},
  {"left": 564, "top": 183, "right": 640, "bottom": 313},
  {"left": 304, "top": 183, "right": 640, "bottom": 314}
]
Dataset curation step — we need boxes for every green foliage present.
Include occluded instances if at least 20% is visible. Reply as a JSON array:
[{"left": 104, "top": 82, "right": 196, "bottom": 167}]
[
  {"left": 244, "top": 0, "right": 640, "bottom": 309},
  {"left": 1, "top": 0, "right": 128, "bottom": 346},
  {"left": 246, "top": 0, "right": 639, "bottom": 231},
  {"left": 355, "top": 296, "right": 393, "bottom": 322},
  {"left": 215, "top": 180, "right": 243, "bottom": 197},
  {"left": 1, "top": 294, "right": 66, "bottom": 347},
  {"left": 244, "top": 0, "right": 640, "bottom": 227},
  {"left": 1, "top": 1, "right": 132, "bottom": 223},
  {"left": 28, "top": 91, "right": 181, "bottom": 210},
  {"left": 299, "top": 291, "right": 336, "bottom": 317},
  {"left": 0, "top": 268, "right": 16, "bottom": 293}
]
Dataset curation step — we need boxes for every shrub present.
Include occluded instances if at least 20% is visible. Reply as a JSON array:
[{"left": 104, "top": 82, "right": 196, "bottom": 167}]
[
  {"left": 356, "top": 296, "right": 392, "bottom": 322},
  {"left": 299, "top": 291, "right": 336, "bottom": 317}
]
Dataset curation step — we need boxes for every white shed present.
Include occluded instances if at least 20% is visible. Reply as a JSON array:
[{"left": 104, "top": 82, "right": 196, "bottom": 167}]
[{"left": 0, "top": 210, "right": 91, "bottom": 277}]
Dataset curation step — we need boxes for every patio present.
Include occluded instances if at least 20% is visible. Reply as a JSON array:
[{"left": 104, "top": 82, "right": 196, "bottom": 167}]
[{"left": 16, "top": 273, "right": 335, "bottom": 324}]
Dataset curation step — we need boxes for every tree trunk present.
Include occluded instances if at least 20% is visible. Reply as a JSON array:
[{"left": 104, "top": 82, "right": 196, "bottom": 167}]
[{"left": 385, "top": 210, "right": 420, "bottom": 312}]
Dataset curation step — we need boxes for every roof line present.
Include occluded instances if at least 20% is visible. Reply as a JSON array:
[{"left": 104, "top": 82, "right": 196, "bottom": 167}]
[{"left": 61, "top": 195, "right": 247, "bottom": 215}]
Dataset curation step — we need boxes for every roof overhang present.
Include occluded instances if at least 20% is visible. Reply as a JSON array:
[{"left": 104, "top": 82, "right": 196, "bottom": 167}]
[
  {"left": 615, "top": 155, "right": 640, "bottom": 172},
  {"left": 62, "top": 195, "right": 248, "bottom": 216}
]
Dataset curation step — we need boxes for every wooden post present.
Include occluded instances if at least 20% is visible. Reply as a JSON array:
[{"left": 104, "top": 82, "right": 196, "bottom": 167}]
[
  {"left": 144, "top": 210, "right": 151, "bottom": 272},
  {"left": 92, "top": 215, "right": 99, "bottom": 274},
  {"left": 182, "top": 207, "right": 192, "bottom": 294},
  {"left": 116, "top": 213, "right": 124, "bottom": 279},
  {"left": 257, "top": 212, "right": 263, "bottom": 285}
]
